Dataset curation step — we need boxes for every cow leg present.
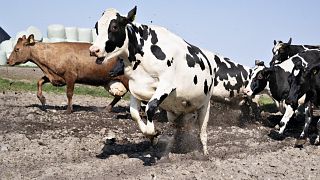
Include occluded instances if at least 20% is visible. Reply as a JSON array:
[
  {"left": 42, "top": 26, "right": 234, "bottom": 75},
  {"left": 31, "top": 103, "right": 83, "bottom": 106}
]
[
  {"left": 37, "top": 76, "right": 49, "bottom": 107},
  {"left": 295, "top": 103, "right": 313, "bottom": 146},
  {"left": 105, "top": 96, "right": 122, "bottom": 112},
  {"left": 278, "top": 104, "right": 295, "bottom": 134},
  {"left": 145, "top": 84, "right": 176, "bottom": 137},
  {"left": 65, "top": 80, "right": 75, "bottom": 114},
  {"left": 197, "top": 99, "right": 210, "bottom": 156},
  {"left": 129, "top": 95, "right": 151, "bottom": 135},
  {"left": 315, "top": 118, "right": 320, "bottom": 145}
]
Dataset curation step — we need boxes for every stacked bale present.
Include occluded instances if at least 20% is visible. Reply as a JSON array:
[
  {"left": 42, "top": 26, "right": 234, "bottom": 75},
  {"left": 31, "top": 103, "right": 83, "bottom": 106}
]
[
  {"left": 1, "top": 24, "right": 96, "bottom": 66},
  {"left": 78, "top": 28, "right": 92, "bottom": 42},
  {"left": 47, "top": 24, "right": 66, "bottom": 42},
  {"left": 65, "top": 27, "right": 78, "bottom": 42}
]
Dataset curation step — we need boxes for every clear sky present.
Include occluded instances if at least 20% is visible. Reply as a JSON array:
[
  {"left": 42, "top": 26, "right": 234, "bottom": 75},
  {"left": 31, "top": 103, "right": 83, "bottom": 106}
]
[{"left": 1, "top": 0, "right": 319, "bottom": 66}]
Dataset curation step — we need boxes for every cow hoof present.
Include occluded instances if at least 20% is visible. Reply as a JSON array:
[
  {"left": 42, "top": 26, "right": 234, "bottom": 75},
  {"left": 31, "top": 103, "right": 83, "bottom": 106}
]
[
  {"left": 279, "top": 121, "right": 285, "bottom": 127},
  {"left": 105, "top": 105, "right": 113, "bottom": 113},
  {"left": 156, "top": 155, "right": 171, "bottom": 164},
  {"left": 64, "top": 109, "right": 72, "bottom": 114},
  {"left": 268, "top": 130, "right": 285, "bottom": 140},
  {"left": 39, "top": 96, "right": 46, "bottom": 106},
  {"left": 314, "top": 137, "right": 320, "bottom": 145},
  {"left": 191, "top": 151, "right": 209, "bottom": 161},
  {"left": 148, "top": 130, "right": 162, "bottom": 146},
  {"left": 294, "top": 138, "right": 306, "bottom": 148}
]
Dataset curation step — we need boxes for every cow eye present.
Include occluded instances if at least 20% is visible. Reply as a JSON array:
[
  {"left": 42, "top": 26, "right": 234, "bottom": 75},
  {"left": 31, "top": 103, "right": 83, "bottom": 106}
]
[
  {"left": 112, "top": 24, "right": 119, "bottom": 32},
  {"left": 15, "top": 48, "right": 20, "bottom": 52},
  {"left": 257, "top": 74, "right": 263, "bottom": 79}
]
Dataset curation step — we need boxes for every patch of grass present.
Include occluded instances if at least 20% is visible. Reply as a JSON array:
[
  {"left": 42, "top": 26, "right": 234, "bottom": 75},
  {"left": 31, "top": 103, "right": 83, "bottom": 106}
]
[
  {"left": 0, "top": 78, "right": 130, "bottom": 100},
  {"left": 258, "top": 95, "right": 278, "bottom": 112}
]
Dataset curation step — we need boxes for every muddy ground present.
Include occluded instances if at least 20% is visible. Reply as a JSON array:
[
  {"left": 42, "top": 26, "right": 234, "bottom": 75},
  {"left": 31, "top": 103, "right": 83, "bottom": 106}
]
[{"left": 0, "top": 67, "right": 320, "bottom": 179}]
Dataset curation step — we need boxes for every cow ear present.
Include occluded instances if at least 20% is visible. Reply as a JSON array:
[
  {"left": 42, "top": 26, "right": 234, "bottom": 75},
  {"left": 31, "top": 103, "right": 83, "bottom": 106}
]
[
  {"left": 27, "top": 34, "right": 35, "bottom": 46},
  {"left": 22, "top": 35, "right": 27, "bottom": 40},
  {"left": 127, "top": 6, "right": 137, "bottom": 23},
  {"left": 273, "top": 40, "right": 277, "bottom": 45},
  {"left": 287, "top": 37, "right": 292, "bottom": 45},
  {"left": 255, "top": 59, "right": 264, "bottom": 66},
  {"left": 263, "top": 67, "right": 274, "bottom": 78}
]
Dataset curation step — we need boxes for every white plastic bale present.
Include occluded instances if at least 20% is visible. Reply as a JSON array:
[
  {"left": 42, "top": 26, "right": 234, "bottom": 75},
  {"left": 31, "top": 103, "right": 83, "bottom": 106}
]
[
  {"left": 0, "top": 40, "right": 13, "bottom": 56},
  {"left": 78, "top": 28, "right": 92, "bottom": 42},
  {"left": 0, "top": 50, "right": 7, "bottom": 65},
  {"left": 42, "top": 37, "right": 50, "bottom": 43},
  {"left": 65, "top": 27, "right": 78, "bottom": 42},
  {"left": 47, "top": 24, "right": 66, "bottom": 39},
  {"left": 49, "top": 38, "right": 66, "bottom": 43},
  {"left": 91, "top": 29, "right": 97, "bottom": 42},
  {"left": 26, "top": 26, "right": 43, "bottom": 41}
]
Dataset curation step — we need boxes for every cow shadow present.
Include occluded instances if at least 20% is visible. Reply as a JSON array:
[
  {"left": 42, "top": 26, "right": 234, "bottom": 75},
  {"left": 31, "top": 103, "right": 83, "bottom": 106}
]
[
  {"left": 25, "top": 104, "right": 129, "bottom": 113},
  {"left": 96, "top": 130, "right": 202, "bottom": 166},
  {"left": 266, "top": 113, "right": 312, "bottom": 141}
]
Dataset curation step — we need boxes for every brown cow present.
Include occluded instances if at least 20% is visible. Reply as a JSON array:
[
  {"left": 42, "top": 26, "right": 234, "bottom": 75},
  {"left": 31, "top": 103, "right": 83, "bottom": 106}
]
[{"left": 7, "top": 34, "right": 129, "bottom": 113}]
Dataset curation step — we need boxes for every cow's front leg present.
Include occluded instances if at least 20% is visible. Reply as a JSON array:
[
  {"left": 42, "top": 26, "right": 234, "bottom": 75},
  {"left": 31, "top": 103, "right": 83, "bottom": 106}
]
[
  {"left": 278, "top": 104, "right": 295, "bottom": 134},
  {"left": 130, "top": 95, "right": 150, "bottom": 134},
  {"left": 295, "top": 103, "right": 313, "bottom": 147},
  {"left": 37, "top": 76, "right": 49, "bottom": 107},
  {"left": 145, "top": 84, "right": 176, "bottom": 137}
]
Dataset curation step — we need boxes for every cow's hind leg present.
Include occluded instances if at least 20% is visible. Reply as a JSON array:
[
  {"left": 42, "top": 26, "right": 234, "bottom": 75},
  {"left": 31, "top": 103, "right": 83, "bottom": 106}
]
[
  {"left": 37, "top": 76, "right": 49, "bottom": 107},
  {"left": 106, "top": 96, "right": 122, "bottom": 112},
  {"left": 295, "top": 103, "right": 313, "bottom": 147},
  {"left": 197, "top": 99, "right": 210, "bottom": 156},
  {"left": 314, "top": 118, "right": 320, "bottom": 145},
  {"left": 65, "top": 79, "right": 75, "bottom": 114}
]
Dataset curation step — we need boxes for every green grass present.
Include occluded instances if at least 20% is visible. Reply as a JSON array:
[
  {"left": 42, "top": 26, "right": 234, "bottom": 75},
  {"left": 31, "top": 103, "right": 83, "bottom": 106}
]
[
  {"left": 0, "top": 78, "right": 130, "bottom": 99},
  {"left": 258, "top": 94, "right": 278, "bottom": 112}
]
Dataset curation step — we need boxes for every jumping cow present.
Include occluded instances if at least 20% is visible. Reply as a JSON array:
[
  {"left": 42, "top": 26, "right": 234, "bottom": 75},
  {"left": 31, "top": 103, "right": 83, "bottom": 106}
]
[
  {"left": 7, "top": 34, "right": 129, "bottom": 113},
  {"left": 89, "top": 6, "right": 228, "bottom": 156},
  {"left": 286, "top": 60, "right": 320, "bottom": 146},
  {"left": 271, "top": 38, "right": 320, "bottom": 66}
]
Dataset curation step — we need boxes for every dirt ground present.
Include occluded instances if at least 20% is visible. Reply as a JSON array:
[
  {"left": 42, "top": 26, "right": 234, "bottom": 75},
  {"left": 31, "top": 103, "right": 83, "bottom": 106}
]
[{"left": 0, "top": 66, "right": 320, "bottom": 179}]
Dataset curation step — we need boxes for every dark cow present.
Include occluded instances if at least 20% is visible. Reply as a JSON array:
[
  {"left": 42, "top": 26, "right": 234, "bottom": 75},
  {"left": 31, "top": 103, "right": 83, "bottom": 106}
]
[
  {"left": 286, "top": 60, "right": 320, "bottom": 146},
  {"left": 244, "top": 49, "right": 320, "bottom": 135},
  {"left": 271, "top": 38, "right": 320, "bottom": 66}
]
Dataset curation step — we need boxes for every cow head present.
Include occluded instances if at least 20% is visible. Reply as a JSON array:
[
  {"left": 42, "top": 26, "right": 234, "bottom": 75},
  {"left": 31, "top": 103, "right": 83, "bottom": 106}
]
[
  {"left": 7, "top": 34, "right": 35, "bottom": 66},
  {"left": 286, "top": 60, "right": 317, "bottom": 108},
  {"left": 89, "top": 6, "right": 137, "bottom": 63},
  {"left": 243, "top": 60, "right": 271, "bottom": 96},
  {"left": 270, "top": 38, "right": 292, "bottom": 66}
]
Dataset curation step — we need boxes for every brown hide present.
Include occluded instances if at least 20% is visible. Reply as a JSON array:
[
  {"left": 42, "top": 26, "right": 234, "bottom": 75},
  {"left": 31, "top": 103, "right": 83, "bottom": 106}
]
[{"left": 8, "top": 35, "right": 129, "bottom": 113}]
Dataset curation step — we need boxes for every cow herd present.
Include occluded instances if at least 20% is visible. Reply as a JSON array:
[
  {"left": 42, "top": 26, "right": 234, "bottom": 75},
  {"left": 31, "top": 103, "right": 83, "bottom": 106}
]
[{"left": 6, "top": 6, "right": 320, "bottom": 159}]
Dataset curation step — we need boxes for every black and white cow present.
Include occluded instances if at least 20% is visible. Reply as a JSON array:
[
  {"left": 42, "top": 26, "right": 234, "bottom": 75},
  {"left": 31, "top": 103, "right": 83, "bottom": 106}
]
[
  {"left": 111, "top": 52, "right": 256, "bottom": 107},
  {"left": 286, "top": 60, "right": 320, "bottom": 145},
  {"left": 211, "top": 56, "right": 252, "bottom": 104},
  {"left": 244, "top": 50, "right": 320, "bottom": 135},
  {"left": 271, "top": 38, "right": 320, "bottom": 66},
  {"left": 89, "top": 6, "right": 220, "bottom": 155}
]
